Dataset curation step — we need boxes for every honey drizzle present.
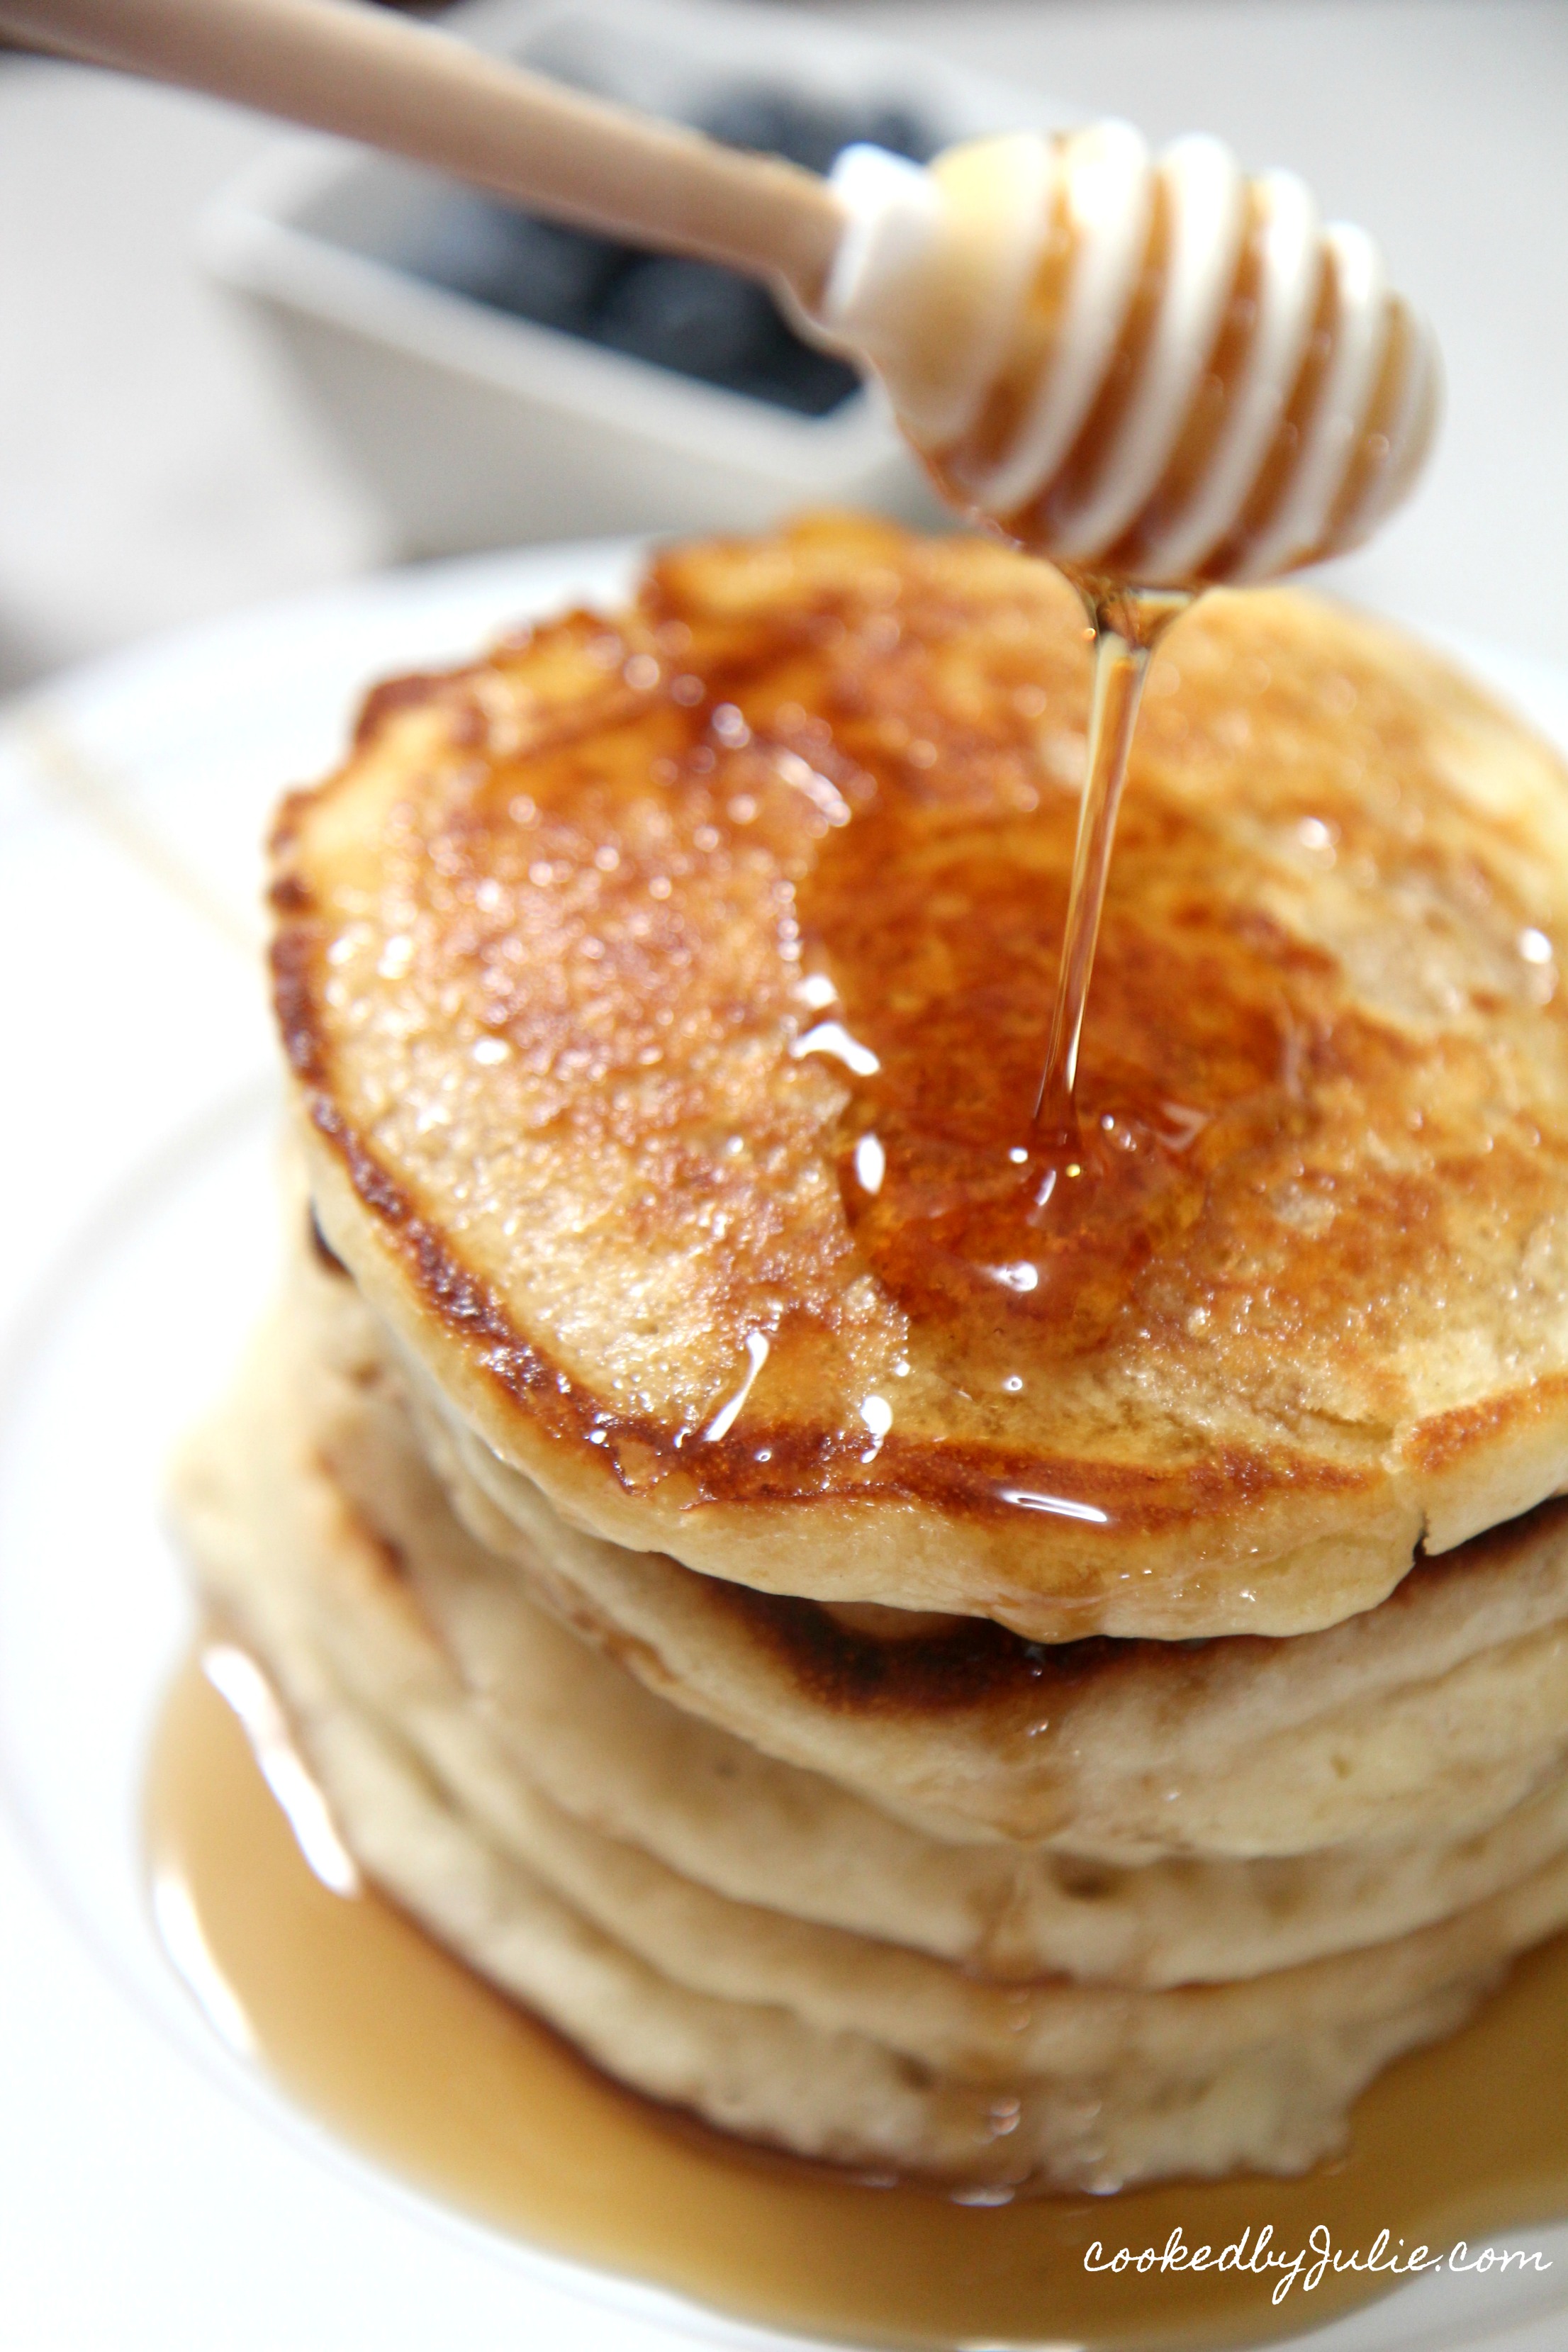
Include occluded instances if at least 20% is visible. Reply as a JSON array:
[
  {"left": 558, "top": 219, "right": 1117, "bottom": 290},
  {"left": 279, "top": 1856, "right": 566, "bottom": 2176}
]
[
  {"left": 822, "top": 568, "right": 1206, "bottom": 1383},
  {"left": 147, "top": 1645, "right": 1568, "bottom": 2352},
  {"left": 1035, "top": 578, "right": 1194, "bottom": 1137}
]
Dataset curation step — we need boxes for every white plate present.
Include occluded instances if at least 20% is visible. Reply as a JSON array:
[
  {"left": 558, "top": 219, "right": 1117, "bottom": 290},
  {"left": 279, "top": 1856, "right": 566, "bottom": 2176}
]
[{"left": 3, "top": 544, "right": 1568, "bottom": 2352}]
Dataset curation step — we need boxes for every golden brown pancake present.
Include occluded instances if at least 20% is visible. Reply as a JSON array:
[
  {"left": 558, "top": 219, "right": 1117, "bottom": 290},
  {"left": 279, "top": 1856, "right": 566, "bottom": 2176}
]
[
  {"left": 172, "top": 1306, "right": 1568, "bottom": 2193},
  {"left": 274, "top": 513, "right": 1568, "bottom": 1639},
  {"left": 298, "top": 1210, "right": 1568, "bottom": 1860},
  {"left": 269, "top": 1214, "right": 1568, "bottom": 1988}
]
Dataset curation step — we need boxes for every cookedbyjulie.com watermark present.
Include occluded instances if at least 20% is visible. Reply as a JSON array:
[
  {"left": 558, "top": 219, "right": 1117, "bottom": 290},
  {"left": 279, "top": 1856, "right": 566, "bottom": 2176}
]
[{"left": 1083, "top": 2224, "right": 1552, "bottom": 2307}]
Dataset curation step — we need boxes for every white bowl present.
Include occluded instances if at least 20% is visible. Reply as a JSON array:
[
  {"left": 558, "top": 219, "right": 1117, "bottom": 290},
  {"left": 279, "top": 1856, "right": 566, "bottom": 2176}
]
[{"left": 196, "top": 0, "right": 1071, "bottom": 555}]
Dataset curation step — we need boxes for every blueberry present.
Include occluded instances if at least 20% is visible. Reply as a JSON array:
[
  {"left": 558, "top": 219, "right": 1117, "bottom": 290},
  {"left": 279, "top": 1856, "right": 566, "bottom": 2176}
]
[
  {"left": 403, "top": 196, "right": 627, "bottom": 330},
  {"left": 849, "top": 104, "right": 939, "bottom": 164},
  {"left": 592, "top": 255, "right": 778, "bottom": 386},
  {"left": 698, "top": 88, "right": 810, "bottom": 161},
  {"left": 396, "top": 100, "right": 870, "bottom": 417},
  {"left": 698, "top": 84, "right": 938, "bottom": 173},
  {"left": 700, "top": 88, "right": 854, "bottom": 176},
  {"left": 750, "top": 333, "right": 861, "bottom": 418}
]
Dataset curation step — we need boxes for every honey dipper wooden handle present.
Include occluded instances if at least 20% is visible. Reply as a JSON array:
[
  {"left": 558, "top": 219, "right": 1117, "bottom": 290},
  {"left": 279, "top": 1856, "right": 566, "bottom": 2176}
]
[{"left": 0, "top": 0, "right": 847, "bottom": 305}]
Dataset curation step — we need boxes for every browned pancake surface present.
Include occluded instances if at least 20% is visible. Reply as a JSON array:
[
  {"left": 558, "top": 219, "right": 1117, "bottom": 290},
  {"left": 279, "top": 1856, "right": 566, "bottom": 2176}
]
[{"left": 274, "top": 515, "right": 1568, "bottom": 1635}]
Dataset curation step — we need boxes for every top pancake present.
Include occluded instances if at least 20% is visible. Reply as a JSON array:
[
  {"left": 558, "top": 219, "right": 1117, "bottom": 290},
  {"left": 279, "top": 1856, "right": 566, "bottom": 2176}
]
[{"left": 274, "top": 513, "right": 1568, "bottom": 1640}]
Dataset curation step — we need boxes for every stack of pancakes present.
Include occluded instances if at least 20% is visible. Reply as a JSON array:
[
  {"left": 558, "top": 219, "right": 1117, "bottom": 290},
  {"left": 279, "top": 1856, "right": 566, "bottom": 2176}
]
[{"left": 177, "top": 515, "right": 1568, "bottom": 2194}]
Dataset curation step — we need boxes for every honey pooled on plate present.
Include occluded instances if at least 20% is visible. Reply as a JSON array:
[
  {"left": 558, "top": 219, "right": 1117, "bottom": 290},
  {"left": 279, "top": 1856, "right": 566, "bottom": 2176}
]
[{"left": 149, "top": 1643, "right": 1568, "bottom": 2351}]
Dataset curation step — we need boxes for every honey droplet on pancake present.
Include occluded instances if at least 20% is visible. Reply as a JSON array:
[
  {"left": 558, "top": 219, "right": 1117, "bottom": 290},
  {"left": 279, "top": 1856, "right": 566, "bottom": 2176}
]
[{"left": 841, "top": 1109, "right": 1208, "bottom": 1367}]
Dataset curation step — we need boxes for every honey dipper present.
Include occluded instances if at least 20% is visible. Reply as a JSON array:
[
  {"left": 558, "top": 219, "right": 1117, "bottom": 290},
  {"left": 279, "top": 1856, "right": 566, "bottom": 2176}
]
[{"left": 5, "top": 0, "right": 1438, "bottom": 583}]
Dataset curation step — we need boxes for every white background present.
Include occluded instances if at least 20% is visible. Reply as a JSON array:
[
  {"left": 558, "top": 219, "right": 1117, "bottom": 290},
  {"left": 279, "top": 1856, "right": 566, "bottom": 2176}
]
[{"left": 2, "top": 6, "right": 1568, "bottom": 2348}]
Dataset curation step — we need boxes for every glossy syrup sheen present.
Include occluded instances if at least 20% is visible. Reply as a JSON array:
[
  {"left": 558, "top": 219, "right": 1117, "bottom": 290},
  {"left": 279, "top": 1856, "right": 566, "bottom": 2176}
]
[
  {"left": 907, "top": 143, "right": 1436, "bottom": 589},
  {"left": 276, "top": 522, "right": 1568, "bottom": 1581},
  {"left": 149, "top": 1650, "right": 1568, "bottom": 2351},
  {"left": 775, "top": 571, "right": 1335, "bottom": 1377}
]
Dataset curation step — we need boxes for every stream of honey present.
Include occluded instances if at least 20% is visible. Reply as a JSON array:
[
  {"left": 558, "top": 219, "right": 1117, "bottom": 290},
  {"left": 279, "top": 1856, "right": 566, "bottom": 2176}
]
[
  {"left": 148, "top": 1646, "right": 1568, "bottom": 2352},
  {"left": 959, "top": 576, "right": 1200, "bottom": 1320},
  {"left": 1034, "top": 581, "right": 1192, "bottom": 1138},
  {"left": 814, "top": 566, "right": 1214, "bottom": 1397}
]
